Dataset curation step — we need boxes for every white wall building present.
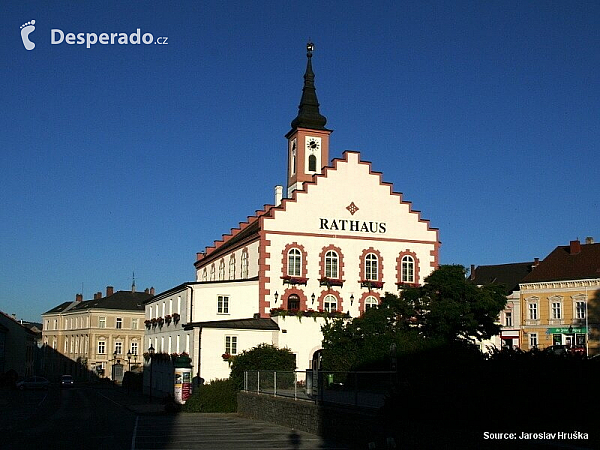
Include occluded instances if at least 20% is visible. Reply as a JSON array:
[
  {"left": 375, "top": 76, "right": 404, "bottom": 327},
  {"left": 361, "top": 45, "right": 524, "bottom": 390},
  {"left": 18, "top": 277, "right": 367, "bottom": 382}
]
[{"left": 144, "top": 43, "right": 440, "bottom": 386}]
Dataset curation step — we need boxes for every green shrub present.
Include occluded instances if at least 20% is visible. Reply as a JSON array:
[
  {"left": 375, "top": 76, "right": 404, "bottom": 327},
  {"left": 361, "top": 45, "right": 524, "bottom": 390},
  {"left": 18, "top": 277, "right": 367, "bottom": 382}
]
[
  {"left": 229, "top": 343, "right": 296, "bottom": 390},
  {"left": 181, "top": 379, "right": 237, "bottom": 413}
]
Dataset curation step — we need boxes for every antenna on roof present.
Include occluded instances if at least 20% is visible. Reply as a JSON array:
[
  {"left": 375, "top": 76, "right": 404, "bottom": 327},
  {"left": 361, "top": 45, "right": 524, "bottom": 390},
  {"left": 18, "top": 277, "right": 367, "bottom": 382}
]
[{"left": 132, "top": 271, "right": 136, "bottom": 293}]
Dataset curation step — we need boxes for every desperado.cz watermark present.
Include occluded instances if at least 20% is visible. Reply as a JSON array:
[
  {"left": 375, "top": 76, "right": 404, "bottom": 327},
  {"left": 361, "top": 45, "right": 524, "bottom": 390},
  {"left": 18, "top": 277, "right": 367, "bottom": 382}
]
[
  {"left": 52, "top": 28, "right": 168, "bottom": 48},
  {"left": 20, "top": 19, "right": 168, "bottom": 50}
]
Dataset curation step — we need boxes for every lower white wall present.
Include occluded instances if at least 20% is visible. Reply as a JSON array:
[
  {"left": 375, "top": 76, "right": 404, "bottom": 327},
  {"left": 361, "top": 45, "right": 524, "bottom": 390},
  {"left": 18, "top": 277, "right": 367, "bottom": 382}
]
[{"left": 199, "top": 328, "right": 278, "bottom": 382}]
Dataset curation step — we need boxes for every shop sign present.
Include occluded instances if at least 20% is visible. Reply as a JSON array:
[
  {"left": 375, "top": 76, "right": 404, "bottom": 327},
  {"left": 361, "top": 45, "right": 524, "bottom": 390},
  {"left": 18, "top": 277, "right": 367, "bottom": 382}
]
[{"left": 547, "top": 327, "right": 587, "bottom": 334}]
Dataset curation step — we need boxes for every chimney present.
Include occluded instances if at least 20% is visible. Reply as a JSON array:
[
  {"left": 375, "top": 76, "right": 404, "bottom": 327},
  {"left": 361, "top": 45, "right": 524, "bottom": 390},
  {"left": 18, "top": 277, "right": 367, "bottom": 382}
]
[
  {"left": 106, "top": 286, "right": 114, "bottom": 296},
  {"left": 274, "top": 185, "right": 283, "bottom": 207},
  {"left": 570, "top": 240, "right": 581, "bottom": 255},
  {"left": 144, "top": 288, "right": 149, "bottom": 294},
  {"left": 533, "top": 257, "right": 539, "bottom": 267},
  {"left": 469, "top": 264, "right": 476, "bottom": 280},
  {"left": 150, "top": 287, "right": 155, "bottom": 296},
  {"left": 76, "top": 293, "right": 83, "bottom": 302},
  {"left": 586, "top": 236, "right": 594, "bottom": 244}
]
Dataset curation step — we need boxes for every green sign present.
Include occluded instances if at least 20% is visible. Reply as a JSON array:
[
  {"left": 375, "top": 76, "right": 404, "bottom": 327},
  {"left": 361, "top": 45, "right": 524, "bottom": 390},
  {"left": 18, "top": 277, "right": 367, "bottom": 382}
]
[{"left": 547, "top": 327, "right": 587, "bottom": 334}]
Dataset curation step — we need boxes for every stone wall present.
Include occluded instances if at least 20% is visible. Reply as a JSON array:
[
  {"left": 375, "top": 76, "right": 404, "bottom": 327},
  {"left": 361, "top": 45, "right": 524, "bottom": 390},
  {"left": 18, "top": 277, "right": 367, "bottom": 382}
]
[{"left": 237, "top": 392, "right": 383, "bottom": 445}]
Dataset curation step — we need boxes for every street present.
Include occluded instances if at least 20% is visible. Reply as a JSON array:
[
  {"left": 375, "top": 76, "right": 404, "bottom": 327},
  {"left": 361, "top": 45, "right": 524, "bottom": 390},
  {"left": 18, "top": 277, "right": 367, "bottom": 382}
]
[
  {"left": 2, "top": 385, "right": 137, "bottom": 449},
  {"left": 1, "top": 385, "right": 347, "bottom": 450}
]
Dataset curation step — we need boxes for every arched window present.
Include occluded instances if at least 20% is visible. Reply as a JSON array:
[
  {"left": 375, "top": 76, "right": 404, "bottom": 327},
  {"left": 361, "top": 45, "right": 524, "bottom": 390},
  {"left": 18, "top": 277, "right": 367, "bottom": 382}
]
[
  {"left": 218, "top": 259, "right": 225, "bottom": 280},
  {"left": 202, "top": 268, "right": 207, "bottom": 282},
  {"left": 290, "top": 140, "right": 297, "bottom": 175},
  {"left": 288, "top": 248, "right": 302, "bottom": 277},
  {"left": 365, "top": 253, "right": 378, "bottom": 281},
  {"left": 210, "top": 264, "right": 216, "bottom": 281},
  {"left": 325, "top": 250, "right": 339, "bottom": 279},
  {"left": 324, "top": 294, "right": 337, "bottom": 312},
  {"left": 365, "top": 296, "right": 378, "bottom": 311},
  {"left": 241, "top": 250, "right": 249, "bottom": 279},
  {"left": 229, "top": 255, "right": 236, "bottom": 280},
  {"left": 287, "top": 294, "right": 300, "bottom": 310},
  {"left": 308, "top": 154, "right": 317, "bottom": 172},
  {"left": 401, "top": 255, "right": 415, "bottom": 283}
]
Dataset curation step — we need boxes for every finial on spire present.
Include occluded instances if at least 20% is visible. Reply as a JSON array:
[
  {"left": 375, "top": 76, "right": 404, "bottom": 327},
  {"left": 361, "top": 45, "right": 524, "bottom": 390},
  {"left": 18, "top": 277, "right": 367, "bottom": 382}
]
[{"left": 307, "top": 41, "right": 314, "bottom": 57}]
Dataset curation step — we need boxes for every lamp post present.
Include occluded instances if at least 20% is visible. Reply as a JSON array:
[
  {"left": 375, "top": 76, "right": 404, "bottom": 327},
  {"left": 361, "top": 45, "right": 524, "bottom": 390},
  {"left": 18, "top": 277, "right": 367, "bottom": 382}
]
[
  {"left": 112, "top": 350, "right": 118, "bottom": 383},
  {"left": 127, "top": 350, "right": 132, "bottom": 371},
  {"left": 148, "top": 344, "right": 155, "bottom": 402}
]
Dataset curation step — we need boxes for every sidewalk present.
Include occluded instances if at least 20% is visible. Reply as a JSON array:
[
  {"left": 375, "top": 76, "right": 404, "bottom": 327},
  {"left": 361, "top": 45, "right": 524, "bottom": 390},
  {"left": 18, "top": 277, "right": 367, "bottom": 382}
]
[{"left": 91, "top": 383, "right": 168, "bottom": 415}]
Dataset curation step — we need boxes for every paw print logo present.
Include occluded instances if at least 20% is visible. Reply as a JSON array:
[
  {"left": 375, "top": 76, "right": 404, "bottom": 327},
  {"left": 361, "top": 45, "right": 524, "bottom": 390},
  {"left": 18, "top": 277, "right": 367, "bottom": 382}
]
[{"left": 20, "top": 20, "right": 36, "bottom": 50}]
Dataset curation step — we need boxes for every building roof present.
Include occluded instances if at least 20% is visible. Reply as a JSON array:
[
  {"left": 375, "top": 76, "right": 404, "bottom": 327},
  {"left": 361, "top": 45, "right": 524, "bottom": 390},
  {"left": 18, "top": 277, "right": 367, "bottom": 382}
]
[
  {"left": 0, "top": 310, "right": 38, "bottom": 336},
  {"left": 470, "top": 261, "right": 536, "bottom": 294},
  {"left": 184, "top": 317, "right": 279, "bottom": 331},
  {"left": 43, "top": 301, "right": 73, "bottom": 315},
  {"left": 521, "top": 240, "right": 600, "bottom": 283},
  {"left": 43, "top": 290, "right": 151, "bottom": 315},
  {"left": 289, "top": 42, "right": 328, "bottom": 132}
]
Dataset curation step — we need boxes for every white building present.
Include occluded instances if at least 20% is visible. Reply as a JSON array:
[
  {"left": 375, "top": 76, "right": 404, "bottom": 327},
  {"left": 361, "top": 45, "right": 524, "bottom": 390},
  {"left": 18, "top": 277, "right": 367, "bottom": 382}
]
[{"left": 144, "top": 43, "right": 440, "bottom": 385}]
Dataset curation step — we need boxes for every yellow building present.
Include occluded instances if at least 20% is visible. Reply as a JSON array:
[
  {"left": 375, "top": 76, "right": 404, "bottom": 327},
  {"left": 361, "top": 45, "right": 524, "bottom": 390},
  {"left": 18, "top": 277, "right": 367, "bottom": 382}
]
[
  {"left": 519, "top": 239, "right": 599, "bottom": 355},
  {"left": 42, "top": 286, "right": 153, "bottom": 380}
]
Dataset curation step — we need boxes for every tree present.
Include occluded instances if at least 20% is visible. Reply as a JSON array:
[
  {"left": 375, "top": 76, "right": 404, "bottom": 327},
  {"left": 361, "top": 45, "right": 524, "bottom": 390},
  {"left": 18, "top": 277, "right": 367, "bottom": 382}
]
[
  {"left": 229, "top": 344, "right": 296, "bottom": 390},
  {"left": 406, "top": 264, "right": 507, "bottom": 343},
  {"left": 321, "top": 265, "right": 506, "bottom": 371}
]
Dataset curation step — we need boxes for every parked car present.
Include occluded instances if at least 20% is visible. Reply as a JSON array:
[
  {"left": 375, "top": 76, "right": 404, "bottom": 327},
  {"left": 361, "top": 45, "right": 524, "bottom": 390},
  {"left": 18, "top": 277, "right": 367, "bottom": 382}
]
[
  {"left": 544, "top": 345, "right": 586, "bottom": 356},
  {"left": 60, "top": 375, "right": 74, "bottom": 388},
  {"left": 544, "top": 345, "right": 569, "bottom": 356},
  {"left": 16, "top": 376, "right": 50, "bottom": 390},
  {"left": 570, "top": 346, "right": 586, "bottom": 356}
]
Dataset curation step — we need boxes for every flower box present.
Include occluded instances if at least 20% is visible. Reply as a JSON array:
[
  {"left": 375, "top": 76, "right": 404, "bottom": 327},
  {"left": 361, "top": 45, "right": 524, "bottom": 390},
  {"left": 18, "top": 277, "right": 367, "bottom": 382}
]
[
  {"left": 361, "top": 280, "right": 384, "bottom": 289},
  {"left": 281, "top": 276, "right": 308, "bottom": 286},
  {"left": 319, "top": 278, "right": 344, "bottom": 287}
]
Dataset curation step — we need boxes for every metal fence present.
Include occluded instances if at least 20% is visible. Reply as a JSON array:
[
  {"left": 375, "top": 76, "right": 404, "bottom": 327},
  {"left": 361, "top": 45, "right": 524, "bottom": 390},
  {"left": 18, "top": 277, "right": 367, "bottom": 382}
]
[
  {"left": 243, "top": 370, "right": 396, "bottom": 408},
  {"left": 244, "top": 370, "right": 312, "bottom": 401}
]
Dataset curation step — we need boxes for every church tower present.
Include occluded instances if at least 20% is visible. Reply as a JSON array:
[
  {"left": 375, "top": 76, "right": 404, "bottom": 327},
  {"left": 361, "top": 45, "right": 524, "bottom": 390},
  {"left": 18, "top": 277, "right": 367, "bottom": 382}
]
[{"left": 285, "top": 42, "right": 332, "bottom": 197}]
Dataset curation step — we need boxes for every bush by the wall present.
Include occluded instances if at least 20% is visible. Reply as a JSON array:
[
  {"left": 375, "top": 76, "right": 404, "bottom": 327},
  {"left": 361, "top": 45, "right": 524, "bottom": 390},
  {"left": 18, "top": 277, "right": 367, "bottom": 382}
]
[
  {"left": 182, "top": 379, "right": 237, "bottom": 413},
  {"left": 229, "top": 343, "right": 296, "bottom": 390}
]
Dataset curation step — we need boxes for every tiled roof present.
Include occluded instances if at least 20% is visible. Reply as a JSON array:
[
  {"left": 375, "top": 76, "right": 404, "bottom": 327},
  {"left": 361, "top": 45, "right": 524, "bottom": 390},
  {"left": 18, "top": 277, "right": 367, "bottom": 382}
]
[
  {"left": 521, "top": 242, "right": 600, "bottom": 283},
  {"left": 470, "top": 262, "right": 536, "bottom": 294}
]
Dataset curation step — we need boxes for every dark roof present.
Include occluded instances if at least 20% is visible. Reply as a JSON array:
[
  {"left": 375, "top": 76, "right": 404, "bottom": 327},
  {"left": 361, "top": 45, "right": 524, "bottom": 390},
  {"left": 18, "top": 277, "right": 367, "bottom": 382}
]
[
  {"left": 44, "top": 291, "right": 151, "bottom": 315},
  {"left": 521, "top": 241, "right": 600, "bottom": 283},
  {"left": 184, "top": 318, "right": 279, "bottom": 331},
  {"left": 289, "top": 42, "right": 328, "bottom": 132},
  {"left": 43, "top": 301, "right": 74, "bottom": 315},
  {"left": 470, "top": 262, "right": 536, "bottom": 294}
]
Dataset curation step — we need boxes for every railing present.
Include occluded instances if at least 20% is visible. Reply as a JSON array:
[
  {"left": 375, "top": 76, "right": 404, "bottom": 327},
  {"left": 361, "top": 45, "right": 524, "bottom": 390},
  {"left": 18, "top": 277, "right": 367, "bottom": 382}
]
[
  {"left": 244, "top": 370, "right": 312, "bottom": 401},
  {"left": 243, "top": 370, "right": 397, "bottom": 408}
]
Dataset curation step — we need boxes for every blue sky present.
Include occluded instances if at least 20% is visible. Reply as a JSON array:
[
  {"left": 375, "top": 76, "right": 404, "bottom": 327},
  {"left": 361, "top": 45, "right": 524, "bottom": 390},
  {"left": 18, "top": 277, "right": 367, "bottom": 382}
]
[{"left": 1, "top": 1, "right": 598, "bottom": 322}]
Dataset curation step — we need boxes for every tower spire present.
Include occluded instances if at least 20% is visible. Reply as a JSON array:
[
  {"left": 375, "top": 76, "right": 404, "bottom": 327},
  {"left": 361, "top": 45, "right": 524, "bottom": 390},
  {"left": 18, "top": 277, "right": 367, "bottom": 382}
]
[{"left": 290, "top": 41, "right": 328, "bottom": 131}]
